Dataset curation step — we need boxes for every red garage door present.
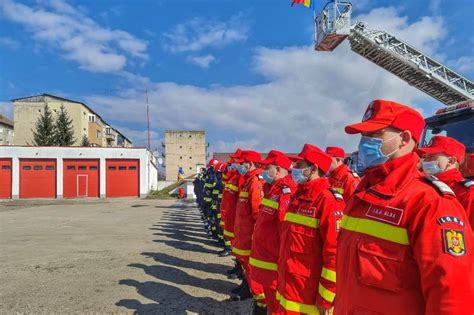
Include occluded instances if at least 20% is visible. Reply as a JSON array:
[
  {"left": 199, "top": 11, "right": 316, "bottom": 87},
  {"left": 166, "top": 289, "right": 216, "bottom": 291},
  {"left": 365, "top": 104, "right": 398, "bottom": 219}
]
[
  {"left": 63, "top": 159, "right": 100, "bottom": 198},
  {"left": 0, "top": 158, "right": 12, "bottom": 199},
  {"left": 20, "top": 159, "right": 56, "bottom": 199},
  {"left": 106, "top": 159, "right": 139, "bottom": 197}
]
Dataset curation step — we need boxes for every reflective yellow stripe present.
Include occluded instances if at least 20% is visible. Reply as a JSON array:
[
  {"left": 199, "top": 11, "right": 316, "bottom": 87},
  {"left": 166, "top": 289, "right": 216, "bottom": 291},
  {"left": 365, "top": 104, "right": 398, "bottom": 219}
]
[
  {"left": 254, "top": 293, "right": 265, "bottom": 300},
  {"left": 262, "top": 198, "right": 279, "bottom": 209},
  {"left": 218, "top": 194, "right": 223, "bottom": 198},
  {"left": 232, "top": 247, "right": 251, "bottom": 256},
  {"left": 239, "top": 191, "right": 249, "bottom": 198},
  {"left": 203, "top": 197, "right": 211, "bottom": 202},
  {"left": 341, "top": 215, "right": 410, "bottom": 245},
  {"left": 223, "top": 174, "right": 228, "bottom": 180},
  {"left": 227, "top": 184, "right": 238, "bottom": 192},
  {"left": 276, "top": 291, "right": 318, "bottom": 314},
  {"left": 256, "top": 302, "right": 266, "bottom": 307},
  {"left": 224, "top": 230, "right": 235, "bottom": 238},
  {"left": 220, "top": 221, "right": 225, "bottom": 226},
  {"left": 211, "top": 205, "right": 217, "bottom": 210},
  {"left": 319, "top": 283, "right": 335, "bottom": 303},
  {"left": 284, "top": 212, "right": 320, "bottom": 229},
  {"left": 212, "top": 190, "right": 219, "bottom": 194},
  {"left": 217, "top": 213, "right": 221, "bottom": 218},
  {"left": 335, "top": 187, "right": 344, "bottom": 194},
  {"left": 249, "top": 257, "right": 278, "bottom": 271},
  {"left": 204, "top": 183, "right": 213, "bottom": 188},
  {"left": 225, "top": 240, "right": 231, "bottom": 246},
  {"left": 321, "top": 267, "right": 336, "bottom": 283}
]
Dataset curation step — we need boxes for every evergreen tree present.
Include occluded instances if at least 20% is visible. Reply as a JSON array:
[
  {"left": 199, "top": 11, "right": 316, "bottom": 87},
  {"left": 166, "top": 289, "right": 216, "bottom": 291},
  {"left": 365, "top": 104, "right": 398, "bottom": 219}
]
[
  {"left": 32, "top": 104, "right": 55, "bottom": 146},
  {"left": 81, "top": 135, "right": 90, "bottom": 147},
  {"left": 54, "top": 105, "right": 75, "bottom": 146}
]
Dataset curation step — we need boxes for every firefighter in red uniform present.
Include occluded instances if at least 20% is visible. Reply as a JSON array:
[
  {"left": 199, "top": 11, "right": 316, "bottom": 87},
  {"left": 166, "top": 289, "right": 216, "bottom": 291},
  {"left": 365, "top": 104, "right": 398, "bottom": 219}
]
[
  {"left": 277, "top": 144, "right": 345, "bottom": 315},
  {"left": 335, "top": 99, "right": 474, "bottom": 315},
  {"left": 249, "top": 150, "right": 297, "bottom": 315},
  {"left": 231, "top": 150, "right": 266, "bottom": 305},
  {"left": 325, "top": 146, "right": 360, "bottom": 201},
  {"left": 418, "top": 135, "right": 474, "bottom": 229}
]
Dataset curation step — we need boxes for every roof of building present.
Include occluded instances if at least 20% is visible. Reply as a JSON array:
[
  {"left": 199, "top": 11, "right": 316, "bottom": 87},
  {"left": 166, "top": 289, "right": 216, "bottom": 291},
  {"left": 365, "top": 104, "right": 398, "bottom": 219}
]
[
  {"left": 0, "top": 114, "right": 14, "bottom": 128},
  {"left": 165, "top": 130, "right": 205, "bottom": 134},
  {"left": 11, "top": 93, "right": 132, "bottom": 144}
]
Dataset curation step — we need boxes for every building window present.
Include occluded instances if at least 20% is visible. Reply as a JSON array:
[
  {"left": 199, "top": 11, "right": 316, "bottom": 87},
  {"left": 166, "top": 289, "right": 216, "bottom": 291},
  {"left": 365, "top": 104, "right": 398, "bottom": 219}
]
[
  {"left": 89, "top": 115, "right": 96, "bottom": 123},
  {"left": 2, "top": 165, "right": 11, "bottom": 170},
  {"left": 45, "top": 166, "right": 55, "bottom": 170},
  {"left": 34, "top": 166, "right": 43, "bottom": 170},
  {"left": 89, "top": 166, "right": 98, "bottom": 170},
  {"left": 189, "top": 156, "right": 192, "bottom": 159},
  {"left": 189, "top": 167, "right": 192, "bottom": 170},
  {"left": 129, "top": 166, "right": 137, "bottom": 170},
  {"left": 119, "top": 166, "right": 127, "bottom": 170},
  {"left": 67, "top": 166, "right": 75, "bottom": 170},
  {"left": 78, "top": 166, "right": 87, "bottom": 170},
  {"left": 0, "top": 128, "right": 3, "bottom": 133},
  {"left": 180, "top": 156, "right": 183, "bottom": 160},
  {"left": 108, "top": 166, "right": 116, "bottom": 170},
  {"left": 179, "top": 145, "right": 182, "bottom": 149},
  {"left": 22, "top": 166, "right": 31, "bottom": 170}
]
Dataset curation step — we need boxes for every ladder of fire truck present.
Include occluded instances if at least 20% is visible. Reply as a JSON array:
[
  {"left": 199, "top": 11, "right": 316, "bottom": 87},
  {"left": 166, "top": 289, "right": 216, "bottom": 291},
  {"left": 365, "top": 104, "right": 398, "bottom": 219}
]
[{"left": 314, "top": 1, "right": 474, "bottom": 106}]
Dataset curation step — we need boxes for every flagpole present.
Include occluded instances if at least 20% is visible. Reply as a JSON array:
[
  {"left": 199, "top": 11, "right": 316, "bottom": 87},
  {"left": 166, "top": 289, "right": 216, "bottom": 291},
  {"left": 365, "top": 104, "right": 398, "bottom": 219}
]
[{"left": 146, "top": 86, "right": 151, "bottom": 150}]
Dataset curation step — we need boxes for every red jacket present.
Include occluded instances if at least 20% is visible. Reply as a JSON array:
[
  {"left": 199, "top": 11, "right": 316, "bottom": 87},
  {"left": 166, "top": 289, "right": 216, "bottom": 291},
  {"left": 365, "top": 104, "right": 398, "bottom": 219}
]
[
  {"left": 249, "top": 175, "right": 297, "bottom": 290},
  {"left": 220, "top": 170, "right": 242, "bottom": 239},
  {"left": 277, "top": 177, "right": 344, "bottom": 313},
  {"left": 335, "top": 153, "right": 474, "bottom": 315},
  {"left": 232, "top": 168, "right": 264, "bottom": 260},
  {"left": 328, "top": 164, "right": 360, "bottom": 201},
  {"left": 437, "top": 168, "right": 474, "bottom": 230}
]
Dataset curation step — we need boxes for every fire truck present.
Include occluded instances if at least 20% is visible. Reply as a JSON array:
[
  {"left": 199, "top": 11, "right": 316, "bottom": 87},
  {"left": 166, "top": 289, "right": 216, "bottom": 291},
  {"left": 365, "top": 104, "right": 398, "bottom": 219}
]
[{"left": 313, "top": 1, "right": 474, "bottom": 178}]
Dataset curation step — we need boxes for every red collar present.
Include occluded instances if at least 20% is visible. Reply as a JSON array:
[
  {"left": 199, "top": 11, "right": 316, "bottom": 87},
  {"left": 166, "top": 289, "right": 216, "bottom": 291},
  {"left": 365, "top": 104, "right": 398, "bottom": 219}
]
[
  {"left": 295, "top": 177, "right": 330, "bottom": 199},
  {"left": 244, "top": 168, "right": 262, "bottom": 181},
  {"left": 436, "top": 168, "right": 465, "bottom": 186},
  {"left": 330, "top": 164, "right": 349, "bottom": 179},
  {"left": 357, "top": 153, "right": 422, "bottom": 204}
]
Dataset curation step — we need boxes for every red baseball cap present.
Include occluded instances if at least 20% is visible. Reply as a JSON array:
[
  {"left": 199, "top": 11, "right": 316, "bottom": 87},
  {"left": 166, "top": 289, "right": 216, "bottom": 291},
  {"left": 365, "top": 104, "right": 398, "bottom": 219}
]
[
  {"left": 261, "top": 150, "right": 293, "bottom": 170},
  {"left": 325, "top": 146, "right": 345, "bottom": 159},
  {"left": 345, "top": 99, "right": 425, "bottom": 142},
  {"left": 236, "top": 150, "right": 262, "bottom": 164},
  {"left": 290, "top": 144, "right": 332, "bottom": 173},
  {"left": 417, "top": 136, "right": 466, "bottom": 163},
  {"left": 230, "top": 149, "right": 242, "bottom": 159}
]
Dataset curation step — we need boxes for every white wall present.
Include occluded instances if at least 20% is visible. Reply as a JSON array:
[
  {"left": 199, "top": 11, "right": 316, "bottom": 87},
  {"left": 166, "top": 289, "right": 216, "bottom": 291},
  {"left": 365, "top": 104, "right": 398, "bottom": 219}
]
[{"left": 0, "top": 146, "right": 158, "bottom": 199}]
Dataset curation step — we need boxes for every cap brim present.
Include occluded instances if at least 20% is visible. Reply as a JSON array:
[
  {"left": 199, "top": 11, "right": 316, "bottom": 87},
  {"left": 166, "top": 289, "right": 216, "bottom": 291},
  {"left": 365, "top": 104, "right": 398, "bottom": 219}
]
[
  {"left": 288, "top": 155, "right": 303, "bottom": 162},
  {"left": 260, "top": 158, "right": 274, "bottom": 165},
  {"left": 345, "top": 121, "right": 390, "bottom": 134},
  {"left": 417, "top": 147, "right": 444, "bottom": 156}
]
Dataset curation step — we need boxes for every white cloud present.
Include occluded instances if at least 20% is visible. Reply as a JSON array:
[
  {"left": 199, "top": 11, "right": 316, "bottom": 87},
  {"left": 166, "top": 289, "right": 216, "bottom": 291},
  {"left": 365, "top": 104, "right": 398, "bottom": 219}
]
[
  {"left": 186, "top": 54, "right": 216, "bottom": 69},
  {"left": 162, "top": 13, "right": 249, "bottom": 53},
  {"left": 0, "top": 0, "right": 148, "bottom": 73},
  {"left": 86, "top": 7, "right": 446, "bottom": 153},
  {"left": 0, "top": 36, "right": 20, "bottom": 50},
  {"left": 450, "top": 56, "right": 474, "bottom": 74}
]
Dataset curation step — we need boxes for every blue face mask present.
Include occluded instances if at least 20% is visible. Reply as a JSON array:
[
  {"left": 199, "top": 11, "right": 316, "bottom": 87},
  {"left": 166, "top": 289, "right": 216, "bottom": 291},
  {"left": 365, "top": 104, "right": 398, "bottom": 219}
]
[
  {"left": 291, "top": 167, "right": 309, "bottom": 184},
  {"left": 422, "top": 160, "right": 443, "bottom": 175},
  {"left": 358, "top": 134, "right": 400, "bottom": 170},
  {"left": 229, "top": 163, "right": 237, "bottom": 171},
  {"left": 262, "top": 170, "right": 274, "bottom": 184},
  {"left": 237, "top": 164, "right": 248, "bottom": 176}
]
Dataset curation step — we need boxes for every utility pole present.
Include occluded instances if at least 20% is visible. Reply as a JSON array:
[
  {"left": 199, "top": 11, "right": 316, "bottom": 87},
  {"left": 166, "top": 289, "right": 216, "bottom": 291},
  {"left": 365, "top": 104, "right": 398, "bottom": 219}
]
[{"left": 146, "top": 86, "right": 151, "bottom": 150}]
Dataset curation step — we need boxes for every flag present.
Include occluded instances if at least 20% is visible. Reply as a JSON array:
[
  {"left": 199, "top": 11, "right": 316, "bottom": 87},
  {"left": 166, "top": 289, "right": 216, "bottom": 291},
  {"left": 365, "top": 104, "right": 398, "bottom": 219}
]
[{"left": 291, "top": 0, "right": 312, "bottom": 8}]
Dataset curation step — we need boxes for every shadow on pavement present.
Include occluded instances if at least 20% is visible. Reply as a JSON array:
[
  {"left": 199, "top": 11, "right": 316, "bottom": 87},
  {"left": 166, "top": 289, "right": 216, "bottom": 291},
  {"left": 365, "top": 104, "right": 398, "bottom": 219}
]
[{"left": 142, "top": 252, "right": 230, "bottom": 275}]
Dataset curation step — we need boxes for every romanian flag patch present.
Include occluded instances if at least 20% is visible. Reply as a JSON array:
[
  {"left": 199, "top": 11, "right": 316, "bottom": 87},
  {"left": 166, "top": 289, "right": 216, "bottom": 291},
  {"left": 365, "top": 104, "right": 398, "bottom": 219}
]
[{"left": 443, "top": 229, "right": 466, "bottom": 257}]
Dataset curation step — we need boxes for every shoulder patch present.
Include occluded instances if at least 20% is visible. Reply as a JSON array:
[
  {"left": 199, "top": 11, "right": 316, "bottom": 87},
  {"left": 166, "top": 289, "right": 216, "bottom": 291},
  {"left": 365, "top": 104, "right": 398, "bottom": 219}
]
[
  {"left": 424, "top": 175, "right": 455, "bottom": 196},
  {"left": 329, "top": 187, "right": 344, "bottom": 201},
  {"left": 462, "top": 179, "right": 474, "bottom": 188},
  {"left": 258, "top": 175, "right": 264, "bottom": 180},
  {"left": 437, "top": 216, "right": 466, "bottom": 227},
  {"left": 282, "top": 187, "right": 292, "bottom": 194},
  {"left": 351, "top": 171, "right": 359, "bottom": 178},
  {"left": 443, "top": 229, "right": 466, "bottom": 257}
]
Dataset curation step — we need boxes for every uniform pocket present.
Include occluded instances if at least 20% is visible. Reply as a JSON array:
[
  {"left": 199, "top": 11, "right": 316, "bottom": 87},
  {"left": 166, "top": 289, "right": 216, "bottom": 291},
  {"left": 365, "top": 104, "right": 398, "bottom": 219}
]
[
  {"left": 357, "top": 242, "right": 405, "bottom": 293},
  {"left": 287, "top": 224, "right": 318, "bottom": 278}
]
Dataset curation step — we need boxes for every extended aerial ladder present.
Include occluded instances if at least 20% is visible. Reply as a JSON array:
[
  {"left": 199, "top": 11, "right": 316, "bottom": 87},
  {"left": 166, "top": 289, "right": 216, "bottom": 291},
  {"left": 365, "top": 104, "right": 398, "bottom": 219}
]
[{"left": 314, "top": 0, "right": 474, "bottom": 106}]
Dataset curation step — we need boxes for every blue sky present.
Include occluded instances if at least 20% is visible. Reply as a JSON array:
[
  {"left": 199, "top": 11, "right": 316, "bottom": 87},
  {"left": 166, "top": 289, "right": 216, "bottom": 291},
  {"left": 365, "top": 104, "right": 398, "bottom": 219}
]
[{"left": 1, "top": 0, "right": 473, "bottom": 155}]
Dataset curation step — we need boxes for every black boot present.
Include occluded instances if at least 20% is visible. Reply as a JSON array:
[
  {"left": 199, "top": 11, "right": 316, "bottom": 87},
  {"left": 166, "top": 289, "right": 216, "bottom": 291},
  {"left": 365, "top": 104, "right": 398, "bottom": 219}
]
[
  {"left": 227, "top": 266, "right": 243, "bottom": 280},
  {"left": 230, "top": 279, "right": 251, "bottom": 301},
  {"left": 226, "top": 262, "right": 239, "bottom": 275},
  {"left": 218, "top": 247, "right": 231, "bottom": 257},
  {"left": 252, "top": 300, "right": 267, "bottom": 315},
  {"left": 231, "top": 279, "right": 246, "bottom": 294}
]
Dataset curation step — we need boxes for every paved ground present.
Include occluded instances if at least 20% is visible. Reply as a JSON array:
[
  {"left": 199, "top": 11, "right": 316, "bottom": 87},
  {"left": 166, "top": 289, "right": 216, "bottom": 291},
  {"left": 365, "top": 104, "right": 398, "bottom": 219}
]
[{"left": 0, "top": 198, "right": 251, "bottom": 314}]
